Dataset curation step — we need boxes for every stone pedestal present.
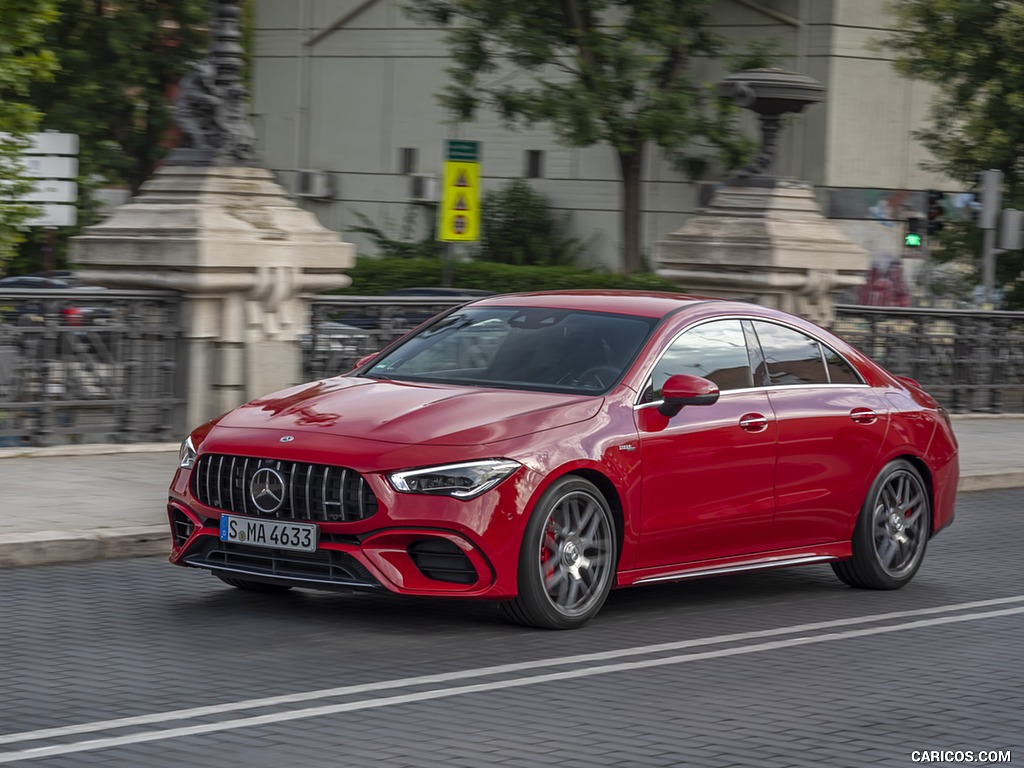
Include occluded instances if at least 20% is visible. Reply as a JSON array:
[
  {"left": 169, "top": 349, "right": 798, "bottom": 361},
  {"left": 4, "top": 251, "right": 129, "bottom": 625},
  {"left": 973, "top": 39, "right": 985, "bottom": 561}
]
[
  {"left": 70, "top": 165, "right": 354, "bottom": 431},
  {"left": 654, "top": 179, "right": 868, "bottom": 325}
]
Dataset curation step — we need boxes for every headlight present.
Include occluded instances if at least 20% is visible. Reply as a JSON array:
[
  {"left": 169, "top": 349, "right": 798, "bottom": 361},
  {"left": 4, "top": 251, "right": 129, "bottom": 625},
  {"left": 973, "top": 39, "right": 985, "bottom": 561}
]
[
  {"left": 178, "top": 435, "right": 197, "bottom": 470},
  {"left": 389, "top": 459, "right": 521, "bottom": 500}
]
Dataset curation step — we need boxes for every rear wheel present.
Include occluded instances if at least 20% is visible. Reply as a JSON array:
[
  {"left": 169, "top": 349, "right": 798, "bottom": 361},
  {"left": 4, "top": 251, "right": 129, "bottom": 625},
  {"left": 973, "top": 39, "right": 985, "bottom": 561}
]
[
  {"left": 214, "top": 573, "right": 294, "bottom": 593},
  {"left": 501, "top": 477, "right": 617, "bottom": 630},
  {"left": 832, "top": 459, "right": 931, "bottom": 589}
]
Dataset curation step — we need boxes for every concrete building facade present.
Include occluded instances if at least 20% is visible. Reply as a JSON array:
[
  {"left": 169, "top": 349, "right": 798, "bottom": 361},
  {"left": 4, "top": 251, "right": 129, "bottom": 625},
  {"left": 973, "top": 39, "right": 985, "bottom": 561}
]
[{"left": 251, "top": 0, "right": 950, "bottom": 275}]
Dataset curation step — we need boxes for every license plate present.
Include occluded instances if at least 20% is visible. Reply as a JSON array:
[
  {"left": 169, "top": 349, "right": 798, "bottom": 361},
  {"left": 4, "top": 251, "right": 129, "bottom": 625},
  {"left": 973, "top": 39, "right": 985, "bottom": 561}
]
[{"left": 219, "top": 515, "right": 318, "bottom": 553}]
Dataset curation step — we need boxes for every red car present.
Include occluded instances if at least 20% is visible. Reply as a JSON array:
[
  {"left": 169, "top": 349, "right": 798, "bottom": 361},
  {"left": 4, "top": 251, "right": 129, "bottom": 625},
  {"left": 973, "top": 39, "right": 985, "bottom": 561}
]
[{"left": 168, "top": 291, "right": 958, "bottom": 629}]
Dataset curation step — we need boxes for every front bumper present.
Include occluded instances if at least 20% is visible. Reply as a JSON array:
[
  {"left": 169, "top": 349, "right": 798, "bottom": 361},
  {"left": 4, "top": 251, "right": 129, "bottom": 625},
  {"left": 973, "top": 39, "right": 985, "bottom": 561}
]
[{"left": 167, "top": 463, "right": 536, "bottom": 599}]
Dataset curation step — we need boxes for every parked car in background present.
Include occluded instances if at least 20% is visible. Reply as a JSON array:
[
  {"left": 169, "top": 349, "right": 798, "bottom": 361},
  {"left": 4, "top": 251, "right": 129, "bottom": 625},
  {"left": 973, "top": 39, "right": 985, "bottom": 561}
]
[
  {"left": 168, "top": 291, "right": 958, "bottom": 629},
  {"left": 385, "top": 287, "right": 495, "bottom": 298},
  {"left": 0, "top": 274, "right": 110, "bottom": 326},
  {"left": 0, "top": 276, "right": 78, "bottom": 290}
]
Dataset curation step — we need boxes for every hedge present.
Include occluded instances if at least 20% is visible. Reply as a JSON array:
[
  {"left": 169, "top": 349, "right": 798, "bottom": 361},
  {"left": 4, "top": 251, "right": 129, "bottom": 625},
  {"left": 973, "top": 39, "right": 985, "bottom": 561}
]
[{"left": 332, "top": 257, "right": 687, "bottom": 295}]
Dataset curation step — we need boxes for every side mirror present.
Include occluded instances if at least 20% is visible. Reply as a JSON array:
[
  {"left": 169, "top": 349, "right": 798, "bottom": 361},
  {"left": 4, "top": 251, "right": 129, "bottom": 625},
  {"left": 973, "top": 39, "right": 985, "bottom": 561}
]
[
  {"left": 658, "top": 374, "right": 720, "bottom": 418},
  {"left": 354, "top": 353, "right": 378, "bottom": 369}
]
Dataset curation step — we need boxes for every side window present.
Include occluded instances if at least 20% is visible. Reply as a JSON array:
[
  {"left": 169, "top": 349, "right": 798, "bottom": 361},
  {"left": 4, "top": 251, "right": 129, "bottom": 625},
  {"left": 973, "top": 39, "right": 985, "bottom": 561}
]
[
  {"left": 752, "top": 322, "right": 828, "bottom": 386},
  {"left": 823, "top": 346, "right": 862, "bottom": 384},
  {"left": 650, "top": 320, "right": 753, "bottom": 399}
]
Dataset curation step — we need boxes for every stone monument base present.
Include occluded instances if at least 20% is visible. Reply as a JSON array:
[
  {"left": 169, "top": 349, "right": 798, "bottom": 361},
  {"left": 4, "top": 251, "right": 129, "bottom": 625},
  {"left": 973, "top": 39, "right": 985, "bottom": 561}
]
[
  {"left": 654, "top": 179, "right": 868, "bottom": 326},
  {"left": 71, "top": 164, "right": 354, "bottom": 431}
]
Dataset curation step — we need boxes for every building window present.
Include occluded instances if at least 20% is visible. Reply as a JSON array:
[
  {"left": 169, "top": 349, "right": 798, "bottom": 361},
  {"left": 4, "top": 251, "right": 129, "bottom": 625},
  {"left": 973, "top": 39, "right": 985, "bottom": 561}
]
[
  {"left": 525, "top": 150, "right": 544, "bottom": 179},
  {"left": 399, "top": 148, "right": 418, "bottom": 175}
]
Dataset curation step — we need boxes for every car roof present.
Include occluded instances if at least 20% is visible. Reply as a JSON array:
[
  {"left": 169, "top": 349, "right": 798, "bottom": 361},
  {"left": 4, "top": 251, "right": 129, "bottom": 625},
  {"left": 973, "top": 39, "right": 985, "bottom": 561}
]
[{"left": 467, "top": 289, "right": 721, "bottom": 319}]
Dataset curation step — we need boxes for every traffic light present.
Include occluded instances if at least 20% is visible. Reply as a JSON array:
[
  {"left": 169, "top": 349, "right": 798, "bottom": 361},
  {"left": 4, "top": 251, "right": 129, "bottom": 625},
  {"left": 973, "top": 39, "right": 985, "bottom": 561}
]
[
  {"left": 905, "top": 217, "right": 922, "bottom": 248},
  {"left": 927, "top": 190, "right": 944, "bottom": 236}
]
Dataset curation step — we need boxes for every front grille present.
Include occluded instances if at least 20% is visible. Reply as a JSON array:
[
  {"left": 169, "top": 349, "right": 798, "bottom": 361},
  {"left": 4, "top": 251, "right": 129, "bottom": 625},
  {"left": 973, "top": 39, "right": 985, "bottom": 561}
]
[
  {"left": 185, "top": 541, "right": 381, "bottom": 589},
  {"left": 191, "top": 454, "right": 379, "bottom": 523},
  {"left": 408, "top": 538, "right": 478, "bottom": 584},
  {"left": 171, "top": 509, "right": 194, "bottom": 548}
]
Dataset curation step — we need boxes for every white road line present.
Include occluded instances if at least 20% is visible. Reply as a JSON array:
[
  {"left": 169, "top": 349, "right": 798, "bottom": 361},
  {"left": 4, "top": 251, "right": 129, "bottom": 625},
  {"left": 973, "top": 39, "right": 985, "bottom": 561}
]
[
  {"left": 1, "top": 593, "right": 1023, "bottom": 750},
  {"left": 2, "top": 604, "right": 1022, "bottom": 764}
]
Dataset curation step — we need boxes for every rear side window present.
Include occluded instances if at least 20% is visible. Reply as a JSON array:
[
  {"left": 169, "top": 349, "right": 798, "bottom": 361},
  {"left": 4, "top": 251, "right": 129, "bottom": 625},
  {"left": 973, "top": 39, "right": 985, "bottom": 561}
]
[
  {"left": 823, "top": 346, "right": 861, "bottom": 384},
  {"left": 752, "top": 322, "right": 828, "bottom": 386}
]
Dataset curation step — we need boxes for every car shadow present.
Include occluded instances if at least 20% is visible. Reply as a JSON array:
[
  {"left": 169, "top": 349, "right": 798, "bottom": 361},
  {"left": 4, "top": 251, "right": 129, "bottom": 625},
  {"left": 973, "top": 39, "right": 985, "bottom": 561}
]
[{"left": 168, "top": 564, "right": 850, "bottom": 634}]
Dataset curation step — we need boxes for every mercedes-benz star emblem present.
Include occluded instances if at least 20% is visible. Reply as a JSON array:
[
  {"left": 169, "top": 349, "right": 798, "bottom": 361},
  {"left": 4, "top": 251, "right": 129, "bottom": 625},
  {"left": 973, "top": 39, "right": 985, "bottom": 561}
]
[
  {"left": 250, "top": 467, "right": 286, "bottom": 514},
  {"left": 280, "top": 435, "right": 295, "bottom": 443}
]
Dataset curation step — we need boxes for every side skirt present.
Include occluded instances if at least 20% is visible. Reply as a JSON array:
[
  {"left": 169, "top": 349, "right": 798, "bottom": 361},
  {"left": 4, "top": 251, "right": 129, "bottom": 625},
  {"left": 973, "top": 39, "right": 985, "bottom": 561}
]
[{"left": 618, "top": 543, "right": 852, "bottom": 587}]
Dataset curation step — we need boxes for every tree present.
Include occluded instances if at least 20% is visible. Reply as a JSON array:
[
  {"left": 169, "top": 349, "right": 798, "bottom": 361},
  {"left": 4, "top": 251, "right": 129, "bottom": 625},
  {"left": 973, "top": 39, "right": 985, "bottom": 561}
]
[
  {"left": 0, "top": 0, "right": 58, "bottom": 271},
  {"left": 884, "top": 0, "right": 1024, "bottom": 308},
  {"left": 31, "top": 0, "right": 210, "bottom": 197},
  {"left": 5, "top": 0, "right": 211, "bottom": 276},
  {"left": 407, "top": 0, "right": 760, "bottom": 274}
]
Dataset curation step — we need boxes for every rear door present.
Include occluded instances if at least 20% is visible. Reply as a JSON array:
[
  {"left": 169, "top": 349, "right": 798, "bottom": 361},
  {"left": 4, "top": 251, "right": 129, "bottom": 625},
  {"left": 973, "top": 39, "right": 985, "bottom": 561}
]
[{"left": 750, "top": 321, "right": 890, "bottom": 549}]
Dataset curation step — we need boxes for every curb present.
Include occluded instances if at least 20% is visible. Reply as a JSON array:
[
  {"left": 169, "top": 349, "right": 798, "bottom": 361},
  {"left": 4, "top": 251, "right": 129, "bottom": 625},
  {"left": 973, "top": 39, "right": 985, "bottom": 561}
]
[
  {"left": 958, "top": 471, "right": 1024, "bottom": 494},
  {"left": 0, "top": 526, "right": 169, "bottom": 569},
  {"left": 0, "top": 443, "right": 178, "bottom": 460}
]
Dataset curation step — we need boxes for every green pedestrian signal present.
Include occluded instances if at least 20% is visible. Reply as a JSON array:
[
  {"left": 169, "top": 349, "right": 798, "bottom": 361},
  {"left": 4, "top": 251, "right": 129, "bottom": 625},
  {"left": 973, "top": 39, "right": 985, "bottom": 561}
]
[{"left": 905, "top": 217, "right": 922, "bottom": 248}]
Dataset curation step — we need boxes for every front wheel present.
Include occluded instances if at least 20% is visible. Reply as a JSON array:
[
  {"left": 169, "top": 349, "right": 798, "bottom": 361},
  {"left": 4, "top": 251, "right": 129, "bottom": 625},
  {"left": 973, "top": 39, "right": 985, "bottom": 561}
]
[
  {"left": 832, "top": 459, "right": 931, "bottom": 589},
  {"left": 501, "top": 477, "right": 617, "bottom": 630}
]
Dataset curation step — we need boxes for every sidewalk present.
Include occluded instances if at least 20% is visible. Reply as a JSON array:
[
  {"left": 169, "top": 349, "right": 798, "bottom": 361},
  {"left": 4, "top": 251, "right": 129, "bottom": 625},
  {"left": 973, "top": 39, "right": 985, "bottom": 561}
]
[{"left": 0, "top": 416, "right": 1021, "bottom": 569}]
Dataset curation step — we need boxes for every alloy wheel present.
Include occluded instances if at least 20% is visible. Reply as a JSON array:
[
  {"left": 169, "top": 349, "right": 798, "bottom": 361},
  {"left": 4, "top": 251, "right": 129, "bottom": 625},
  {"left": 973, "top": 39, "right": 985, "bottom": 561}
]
[
  {"left": 536, "top": 490, "right": 614, "bottom": 618},
  {"left": 870, "top": 468, "right": 928, "bottom": 578}
]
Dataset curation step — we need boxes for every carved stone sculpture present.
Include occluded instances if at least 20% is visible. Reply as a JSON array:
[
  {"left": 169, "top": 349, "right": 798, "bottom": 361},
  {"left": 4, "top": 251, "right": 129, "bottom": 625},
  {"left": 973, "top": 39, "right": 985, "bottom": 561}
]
[{"left": 171, "top": 0, "right": 256, "bottom": 165}]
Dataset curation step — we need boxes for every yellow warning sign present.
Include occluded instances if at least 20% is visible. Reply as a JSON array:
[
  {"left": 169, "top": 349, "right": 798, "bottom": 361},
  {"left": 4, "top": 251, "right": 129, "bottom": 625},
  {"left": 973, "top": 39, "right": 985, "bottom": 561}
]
[{"left": 439, "top": 156, "right": 481, "bottom": 242}]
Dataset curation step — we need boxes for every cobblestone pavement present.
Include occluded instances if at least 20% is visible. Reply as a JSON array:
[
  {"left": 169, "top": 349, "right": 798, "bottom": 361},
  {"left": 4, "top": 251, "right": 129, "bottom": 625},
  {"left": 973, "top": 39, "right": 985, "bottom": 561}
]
[{"left": 0, "top": 489, "right": 1020, "bottom": 767}]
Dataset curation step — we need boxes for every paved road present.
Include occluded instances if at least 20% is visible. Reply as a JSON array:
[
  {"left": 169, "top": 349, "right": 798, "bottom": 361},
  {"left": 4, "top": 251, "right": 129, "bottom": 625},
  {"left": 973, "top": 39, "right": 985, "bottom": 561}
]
[{"left": 1, "top": 489, "right": 1020, "bottom": 767}]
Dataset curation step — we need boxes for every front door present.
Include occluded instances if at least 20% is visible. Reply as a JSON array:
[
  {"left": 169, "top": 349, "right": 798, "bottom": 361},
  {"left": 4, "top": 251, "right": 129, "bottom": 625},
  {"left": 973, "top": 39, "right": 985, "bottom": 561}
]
[{"left": 634, "top": 320, "right": 777, "bottom": 569}]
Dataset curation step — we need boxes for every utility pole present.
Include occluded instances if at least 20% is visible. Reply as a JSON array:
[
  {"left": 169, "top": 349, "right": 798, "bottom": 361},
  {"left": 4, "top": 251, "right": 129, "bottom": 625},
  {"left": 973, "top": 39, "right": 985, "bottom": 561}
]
[{"left": 977, "top": 170, "right": 1002, "bottom": 308}]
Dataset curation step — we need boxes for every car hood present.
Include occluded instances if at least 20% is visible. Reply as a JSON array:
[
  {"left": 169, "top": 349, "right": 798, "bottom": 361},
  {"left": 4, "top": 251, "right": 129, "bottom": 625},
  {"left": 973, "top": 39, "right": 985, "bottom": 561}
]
[{"left": 213, "top": 376, "right": 603, "bottom": 447}]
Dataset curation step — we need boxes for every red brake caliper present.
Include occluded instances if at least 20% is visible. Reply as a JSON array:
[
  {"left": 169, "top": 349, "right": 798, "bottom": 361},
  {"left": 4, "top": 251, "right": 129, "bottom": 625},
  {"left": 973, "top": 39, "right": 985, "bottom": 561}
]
[{"left": 541, "top": 519, "right": 557, "bottom": 580}]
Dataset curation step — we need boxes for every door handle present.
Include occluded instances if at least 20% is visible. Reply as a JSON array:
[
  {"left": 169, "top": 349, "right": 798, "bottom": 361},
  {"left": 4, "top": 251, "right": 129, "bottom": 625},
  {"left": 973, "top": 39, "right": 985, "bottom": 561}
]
[
  {"left": 850, "top": 407, "right": 877, "bottom": 424},
  {"left": 739, "top": 413, "right": 769, "bottom": 432}
]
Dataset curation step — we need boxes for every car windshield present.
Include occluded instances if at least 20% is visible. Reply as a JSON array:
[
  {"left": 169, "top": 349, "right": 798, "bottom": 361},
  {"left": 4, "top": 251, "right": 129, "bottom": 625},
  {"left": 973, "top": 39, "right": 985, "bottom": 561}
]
[{"left": 362, "top": 306, "right": 657, "bottom": 394}]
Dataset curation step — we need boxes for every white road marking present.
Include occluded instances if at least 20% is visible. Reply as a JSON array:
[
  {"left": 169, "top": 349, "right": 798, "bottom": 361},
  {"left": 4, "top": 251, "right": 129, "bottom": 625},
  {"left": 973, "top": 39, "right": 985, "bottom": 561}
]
[
  {"left": 0, "top": 600, "right": 1023, "bottom": 763},
  {"left": 1, "top": 594, "right": 1023, "bottom": 750}
]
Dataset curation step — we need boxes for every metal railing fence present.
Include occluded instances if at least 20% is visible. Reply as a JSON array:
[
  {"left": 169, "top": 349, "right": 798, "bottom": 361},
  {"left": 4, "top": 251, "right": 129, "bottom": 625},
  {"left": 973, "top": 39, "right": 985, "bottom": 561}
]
[
  {"left": 303, "top": 296, "right": 470, "bottom": 382},
  {"left": 831, "top": 304, "right": 1024, "bottom": 413},
  {"left": 0, "top": 289, "right": 184, "bottom": 447},
  {"left": 5, "top": 291, "right": 1022, "bottom": 448}
]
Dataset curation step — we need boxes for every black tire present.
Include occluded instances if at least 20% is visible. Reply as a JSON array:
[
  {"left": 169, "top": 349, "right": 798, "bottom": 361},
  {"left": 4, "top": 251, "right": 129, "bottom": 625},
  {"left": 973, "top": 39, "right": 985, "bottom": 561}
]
[
  {"left": 832, "top": 459, "right": 931, "bottom": 589},
  {"left": 214, "top": 573, "right": 294, "bottom": 593},
  {"left": 501, "top": 476, "right": 617, "bottom": 630}
]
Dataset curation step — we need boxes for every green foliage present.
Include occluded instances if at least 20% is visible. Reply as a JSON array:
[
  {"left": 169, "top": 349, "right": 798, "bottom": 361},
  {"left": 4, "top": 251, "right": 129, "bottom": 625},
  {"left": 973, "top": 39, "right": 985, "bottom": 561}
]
[
  {"left": 926, "top": 220, "right": 982, "bottom": 306},
  {"left": 2, "top": 0, "right": 212, "bottom": 276},
  {"left": 405, "top": 0, "right": 765, "bottom": 274},
  {"left": 31, "top": 0, "right": 210, "bottom": 195},
  {"left": 479, "top": 179, "right": 583, "bottom": 266},
  {"left": 332, "top": 257, "right": 687, "bottom": 296},
  {"left": 347, "top": 208, "right": 443, "bottom": 260},
  {"left": 884, "top": 0, "right": 1024, "bottom": 308},
  {"left": 0, "top": 0, "right": 59, "bottom": 271}
]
